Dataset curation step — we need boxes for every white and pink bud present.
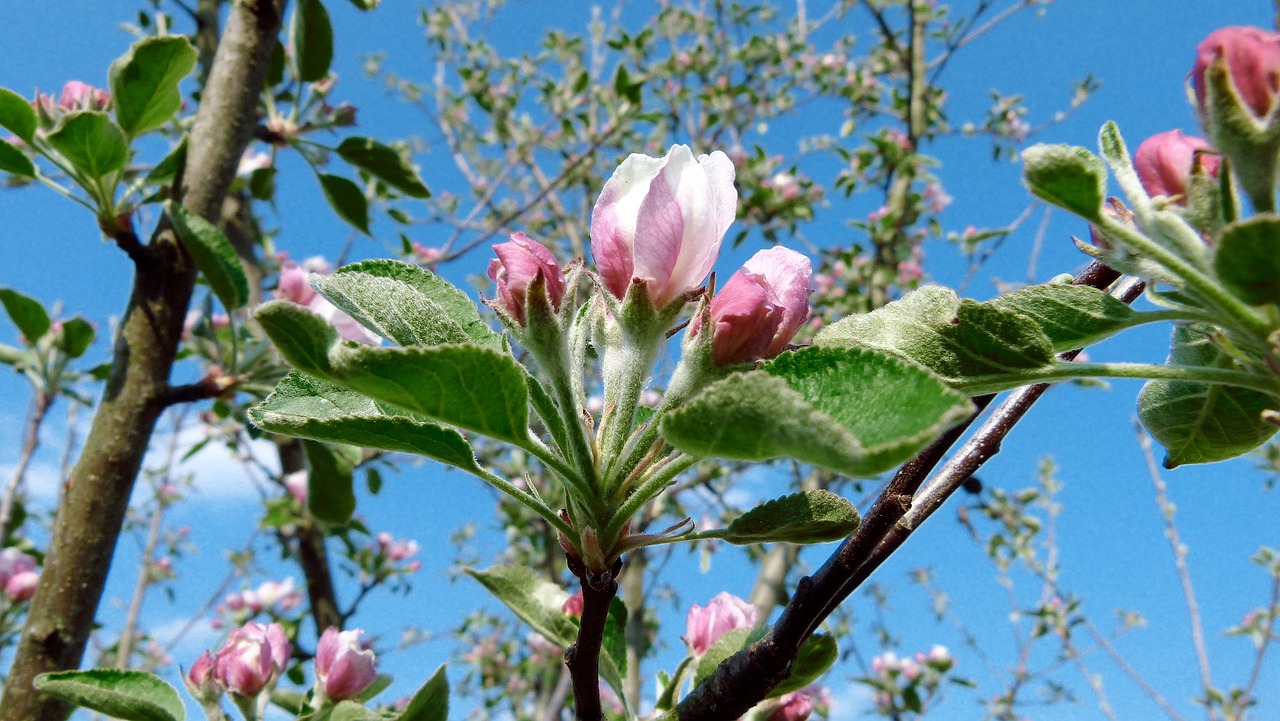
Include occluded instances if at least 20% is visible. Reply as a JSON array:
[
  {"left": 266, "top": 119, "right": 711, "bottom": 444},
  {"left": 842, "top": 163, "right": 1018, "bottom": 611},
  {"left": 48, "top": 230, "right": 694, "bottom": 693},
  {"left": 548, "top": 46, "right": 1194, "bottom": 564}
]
[
  {"left": 487, "top": 232, "right": 565, "bottom": 325},
  {"left": 695, "top": 247, "right": 812, "bottom": 366},
  {"left": 684, "top": 592, "right": 757, "bottom": 655},
  {"left": 213, "top": 621, "right": 291, "bottom": 698},
  {"left": 314, "top": 627, "right": 378, "bottom": 701},
  {"left": 1133, "top": 130, "right": 1220, "bottom": 202}
]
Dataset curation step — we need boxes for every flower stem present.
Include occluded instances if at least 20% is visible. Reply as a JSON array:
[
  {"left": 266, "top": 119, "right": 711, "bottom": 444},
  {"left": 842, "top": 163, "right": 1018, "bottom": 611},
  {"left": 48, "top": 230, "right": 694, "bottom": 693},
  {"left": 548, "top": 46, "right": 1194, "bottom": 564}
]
[
  {"left": 473, "top": 466, "right": 576, "bottom": 540},
  {"left": 957, "top": 361, "right": 1280, "bottom": 397}
]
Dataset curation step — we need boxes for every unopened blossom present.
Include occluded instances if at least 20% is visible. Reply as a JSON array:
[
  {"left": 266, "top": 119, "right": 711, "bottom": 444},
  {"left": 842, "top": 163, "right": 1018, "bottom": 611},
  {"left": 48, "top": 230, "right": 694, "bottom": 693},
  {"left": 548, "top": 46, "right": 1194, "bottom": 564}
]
[
  {"left": 1192, "top": 26, "right": 1280, "bottom": 119},
  {"left": 591, "top": 145, "right": 737, "bottom": 307},
  {"left": 696, "top": 247, "right": 811, "bottom": 365},
  {"left": 314, "top": 627, "right": 378, "bottom": 701},
  {"left": 488, "top": 232, "right": 564, "bottom": 324},
  {"left": 685, "top": 592, "right": 757, "bottom": 655},
  {"left": 562, "top": 589, "right": 584, "bottom": 618},
  {"left": 275, "top": 257, "right": 378, "bottom": 344},
  {"left": 767, "top": 689, "right": 816, "bottom": 721},
  {"left": 57, "top": 81, "right": 110, "bottom": 111},
  {"left": 1133, "top": 130, "right": 1220, "bottom": 202},
  {"left": 412, "top": 242, "right": 442, "bottom": 266},
  {"left": 214, "top": 622, "right": 290, "bottom": 697},
  {"left": 236, "top": 149, "right": 273, "bottom": 178},
  {"left": 0, "top": 548, "right": 39, "bottom": 602},
  {"left": 282, "top": 470, "right": 308, "bottom": 503},
  {"left": 184, "top": 651, "right": 222, "bottom": 704},
  {"left": 377, "top": 532, "right": 420, "bottom": 562}
]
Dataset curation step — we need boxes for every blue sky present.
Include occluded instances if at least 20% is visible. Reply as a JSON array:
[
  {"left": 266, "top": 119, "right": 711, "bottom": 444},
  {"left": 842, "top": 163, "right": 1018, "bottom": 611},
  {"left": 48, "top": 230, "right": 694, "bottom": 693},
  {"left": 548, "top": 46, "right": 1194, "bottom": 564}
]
[{"left": 2, "top": 1, "right": 1279, "bottom": 719}]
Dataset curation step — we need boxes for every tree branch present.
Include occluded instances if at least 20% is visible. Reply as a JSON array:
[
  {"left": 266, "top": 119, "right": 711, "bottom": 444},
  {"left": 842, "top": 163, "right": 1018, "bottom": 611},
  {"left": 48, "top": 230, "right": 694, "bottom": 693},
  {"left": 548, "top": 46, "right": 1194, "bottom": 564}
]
[{"left": 565, "top": 558, "right": 622, "bottom": 721}]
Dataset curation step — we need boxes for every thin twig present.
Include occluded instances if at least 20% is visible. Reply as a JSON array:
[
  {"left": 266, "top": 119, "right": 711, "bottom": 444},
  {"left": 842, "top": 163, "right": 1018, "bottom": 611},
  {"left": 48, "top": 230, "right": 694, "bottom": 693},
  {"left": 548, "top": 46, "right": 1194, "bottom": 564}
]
[{"left": 0, "top": 392, "right": 53, "bottom": 543}]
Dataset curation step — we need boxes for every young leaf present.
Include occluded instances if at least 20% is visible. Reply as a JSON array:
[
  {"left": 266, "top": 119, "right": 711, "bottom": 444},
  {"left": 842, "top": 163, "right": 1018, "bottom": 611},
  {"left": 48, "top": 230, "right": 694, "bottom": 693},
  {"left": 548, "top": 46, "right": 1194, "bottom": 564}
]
[
  {"left": 768, "top": 633, "right": 838, "bottom": 697},
  {"left": 291, "top": 0, "right": 334, "bottom": 83},
  {"left": 33, "top": 670, "right": 184, "bottom": 721},
  {"left": 56, "top": 316, "right": 96, "bottom": 358},
  {"left": 465, "top": 566, "right": 576, "bottom": 648},
  {"left": 301, "top": 439, "right": 361, "bottom": 525},
  {"left": 396, "top": 665, "right": 449, "bottom": 721},
  {"left": 1215, "top": 216, "right": 1280, "bottom": 306},
  {"left": 255, "top": 300, "right": 340, "bottom": 377},
  {"left": 330, "top": 701, "right": 380, "bottom": 721},
  {"left": 249, "top": 371, "right": 481, "bottom": 474},
  {"left": 311, "top": 272, "right": 471, "bottom": 347},
  {"left": 332, "top": 344, "right": 531, "bottom": 445},
  {"left": 719, "top": 490, "right": 859, "bottom": 545},
  {"left": 693, "top": 628, "right": 757, "bottom": 685},
  {"left": 814, "top": 286, "right": 1057, "bottom": 383},
  {"left": 318, "top": 173, "right": 371, "bottom": 234},
  {"left": 0, "top": 87, "right": 37, "bottom": 143},
  {"left": 337, "top": 137, "right": 431, "bottom": 198},
  {"left": 47, "top": 111, "right": 128, "bottom": 179},
  {"left": 108, "top": 36, "right": 197, "bottom": 137},
  {"left": 987, "top": 283, "right": 1139, "bottom": 352},
  {"left": 1138, "top": 325, "right": 1279, "bottom": 467},
  {"left": 0, "top": 139, "right": 34, "bottom": 178},
  {"left": 332, "top": 260, "right": 500, "bottom": 348},
  {"left": 601, "top": 598, "right": 629, "bottom": 691},
  {"left": 0, "top": 287, "right": 51, "bottom": 341},
  {"left": 1021, "top": 143, "right": 1107, "bottom": 221},
  {"left": 165, "top": 201, "right": 250, "bottom": 310},
  {"left": 144, "top": 139, "right": 187, "bottom": 189}
]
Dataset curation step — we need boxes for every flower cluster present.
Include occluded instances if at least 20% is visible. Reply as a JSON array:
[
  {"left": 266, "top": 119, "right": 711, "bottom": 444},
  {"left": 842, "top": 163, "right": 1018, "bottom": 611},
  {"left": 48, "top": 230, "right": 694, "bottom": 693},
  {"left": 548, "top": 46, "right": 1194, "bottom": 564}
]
[
  {"left": 215, "top": 578, "right": 303, "bottom": 625},
  {"left": 185, "top": 621, "right": 291, "bottom": 706},
  {"left": 861, "top": 646, "right": 955, "bottom": 717}
]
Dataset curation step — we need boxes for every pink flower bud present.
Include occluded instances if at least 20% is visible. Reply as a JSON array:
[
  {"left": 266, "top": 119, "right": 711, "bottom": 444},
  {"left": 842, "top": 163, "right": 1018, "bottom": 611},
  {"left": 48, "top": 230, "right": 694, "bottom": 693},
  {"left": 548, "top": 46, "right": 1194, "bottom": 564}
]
[
  {"left": 696, "top": 247, "right": 812, "bottom": 366},
  {"left": 0, "top": 548, "right": 38, "bottom": 601},
  {"left": 184, "top": 651, "right": 222, "bottom": 704},
  {"left": 283, "top": 470, "right": 308, "bottom": 503},
  {"left": 591, "top": 145, "right": 737, "bottom": 306},
  {"left": 767, "top": 690, "right": 816, "bottom": 721},
  {"left": 275, "top": 258, "right": 379, "bottom": 344},
  {"left": 315, "top": 627, "right": 378, "bottom": 701},
  {"left": 214, "top": 622, "right": 291, "bottom": 697},
  {"left": 487, "top": 232, "right": 564, "bottom": 324},
  {"left": 1133, "top": 130, "right": 1220, "bottom": 202},
  {"left": 4, "top": 571, "right": 38, "bottom": 602},
  {"left": 58, "top": 81, "right": 110, "bottom": 111},
  {"left": 276, "top": 260, "right": 317, "bottom": 306},
  {"left": 562, "top": 590, "right": 584, "bottom": 618},
  {"left": 684, "top": 592, "right": 757, "bottom": 655},
  {"left": 1192, "top": 26, "right": 1280, "bottom": 119}
]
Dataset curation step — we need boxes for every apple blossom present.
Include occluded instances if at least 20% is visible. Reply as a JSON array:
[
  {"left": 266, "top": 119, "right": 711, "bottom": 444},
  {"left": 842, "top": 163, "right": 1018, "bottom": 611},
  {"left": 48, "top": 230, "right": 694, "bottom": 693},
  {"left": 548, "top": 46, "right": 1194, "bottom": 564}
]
[
  {"left": 1192, "top": 26, "right": 1280, "bottom": 119},
  {"left": 696, "top": 246, "right": 812, "bottom": 365},
  {"left": 274, "top": 258, "right": 378, "bottom": 344},
  {"left": 314, "top": 627, "right": 378, "bottom": 701},
  {"left": 487, "top": 232, "right": 565, "bottom": 324},
  {"left": 685, "top": 591, "right": 757, "bottom": 655},
  {"left": 183, "top": 651, "right": 222, "bottom": 705},
  {"left": 590, "top": 144, "right": 737, "bottom": 307},
  {"left": 1133, "top": 130, "right": 1220, "bottom": 201},
  {"left": 0, "top": 548, "right": 39, "bottom": 603},
  {"left": 766, "top": 689, "right": 817, "bottom": 721},
  {"left": 213, "top": 621, "right": 291, "bottom": 697},
  {"left": 57, "top": 81, "right": 110, "bottom": 111}
]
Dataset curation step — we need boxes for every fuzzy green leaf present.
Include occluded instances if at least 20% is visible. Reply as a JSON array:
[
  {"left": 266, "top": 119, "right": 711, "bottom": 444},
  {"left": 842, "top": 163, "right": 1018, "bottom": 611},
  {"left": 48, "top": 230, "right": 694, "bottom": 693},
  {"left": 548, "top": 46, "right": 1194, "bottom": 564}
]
[
  {"left": 1022, "top": 143, "right": 1107, "bottom": 221},
  {"left": 694, "top": 628, "right": 757, "bottom": 685},
  {"left": 109, "top": 36, "right": 197, "bottom": 137},
  {"left": 165, "top": 201, "right": 250, "bottom": 310},
  {"left": 47, "top": 111, "right": 127, "bottom": 179},
  {"left": 330, "top": 260, "right": 500, "bottom": 348},
  {"left": 319, "top": 173, "right": 370, "bottom": 234},
  {"left": 34, "top": 670, "right": 184, "bottom": 721},
  {"left": 395, "top": 665, "right": 449, "bottom": 721},
  {"left": 0, "top": 87, "right": 37, "bottom": 143},
  {"left": 1138, "top": 325, "right": 1278, "bottom": 467},
  {"left": 0, "top": 139, "right": 34, "bottom": 177},
  {"left": 337, "top": 137, "right": 430, "bottom": 198},
  {"left": 301, "top": 439, "right": 360, "bottom": 525},
  {"left": 0, "top": 288, "right": 51, "bottom": 342},
  {"left": 255, "top": 300, "right": 339, "bottom": 377},
  {"left": 291, "top": 0, "right": 334, "bottom": 82},
  {"left": 1215, "top": 216, "right": 1280, "bottom": 306},
  {"left": 466, "top": 565, "right": 576, "bottom": 647},
  {"left": 249, "top": 371, "right": 480, "bottom": 474},
  {"left": 770, "top": 634, "right": 839, "bottom": 697},
  {"left": 720, "top": 490, "right": 859, "bottom": 545},
  {"left": 987, "top": 283, "right": 1139, "bottom": 352}
]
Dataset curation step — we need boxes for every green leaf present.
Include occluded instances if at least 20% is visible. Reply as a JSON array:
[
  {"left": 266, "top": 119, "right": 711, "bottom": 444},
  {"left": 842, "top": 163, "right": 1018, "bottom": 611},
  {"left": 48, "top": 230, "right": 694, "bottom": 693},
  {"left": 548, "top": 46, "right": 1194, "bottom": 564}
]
[
  {"left": 663, "top": 347, "right": 972, "bottom": 477},
  {"left": 108, "top": 36, "right": 197, "bottom": 137},
  {"left": 987, "top": 283, "right": 1139, "bottom": 352},
  {"left": 249, "top": 371, "right": 480, "bottom": 474},
  {"left": 815, "top": 286, "right": 1057, "bottom": 383},
  {"left": 291, "top": 0, "right": 334, "bottom": 83},
  {"left": 1021, "top": 143, "right": 1107, "bottom": 221},
  {"left": 1215, "top": 216, "right": 1280, "bottom": 306},
  {"left": 337, "top": 137, "right": 431, "bottom": 198},
  {"left": 56, "top": 316, "right": 96, "bottom": 358},
  {"left": 164, "top": 201, "right": 250, "bottom": 310},
  {"left": 333, "top": 344, "right": 530, "bottom": 444},
  {"left": 0, "top": 288, "right": 51, "bottom": 341},
  {"left": 47, "top": 111, "right": 128, "bottom": 179},
  {"left": 719, "top": 490, "right": 859, "bottom": 545},
  {"left": 1138, "top": 325, "right": 1278, "bottom": 467},
  {"left": 333, "top": 260, "right": 500, "bottom": 348},
  {"left": 352, "top": 673, "right": 392, "bottom": 703},
  {"left": 319, "top": 173, "right": 370, "bottom": 234},
  {"left": 466, "top": 566, "right": 575, "bottom": 647},
  {"left": 0, "top": 139, "right": 34, "bottom": 177},
  {"left": 255, "top": 300, "right": 340, "bottom": 377},
  {"left": 769, "top": 633, "right": 838, "bottom": 697},
  {"left": 602, "top": 598, "right": 628, "bottom": 692},
  {"left": 694, "top": 628, "right": 757, "bottom": 685},
  {"left": 301, "top": 439, "right": 360, "bottom": 524},
  {"left": 312, "top": 269, "right": 472, "bottom": 347},
  {"left": 144, "top": 139, "right": 186, "bottom": 189},
  {"left": 396, "top": 665, "right": 449, "bottom": 721},
  {"left": 34, "top": 670, "right": 184, "bottom": 721},
  {"left": 330, "top": 701, "right": 379, "bottom": 721},
  {"left": 0, "top": 87, "right": 37, "bottom": 143}
]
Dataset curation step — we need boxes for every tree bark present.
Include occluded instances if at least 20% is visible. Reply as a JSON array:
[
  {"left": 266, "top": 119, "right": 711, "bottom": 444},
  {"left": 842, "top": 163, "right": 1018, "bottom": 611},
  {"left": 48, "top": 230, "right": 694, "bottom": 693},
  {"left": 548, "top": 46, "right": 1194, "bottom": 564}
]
[{"left": 0, "top": 3, "right": 285, "bottom": 718}]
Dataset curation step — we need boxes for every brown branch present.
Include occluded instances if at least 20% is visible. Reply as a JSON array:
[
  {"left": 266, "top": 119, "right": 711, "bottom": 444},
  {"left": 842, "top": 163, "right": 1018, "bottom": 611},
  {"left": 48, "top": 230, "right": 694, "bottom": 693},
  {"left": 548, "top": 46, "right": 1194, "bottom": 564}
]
[
  {"left": 0, "top": 3, "right": 286, "bottom": 718},
  {"left": 565, "top": 558, "right": 621, "bottom": 721},
  {"left": 276, "top": 439, "right": 343, "bottom": 634}
]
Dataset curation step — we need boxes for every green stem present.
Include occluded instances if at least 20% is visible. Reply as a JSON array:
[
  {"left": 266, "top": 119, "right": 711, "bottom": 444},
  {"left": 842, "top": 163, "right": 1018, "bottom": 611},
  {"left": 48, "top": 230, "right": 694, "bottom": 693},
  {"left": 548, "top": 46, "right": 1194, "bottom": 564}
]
[
  {"left": 603, "top": 454, "right": 698, "bottom": 540},
  {"left": 473, "top": 465, "right": 576, "bottom": 540},
  {"left": 1100, "top": 215, "right": 1273, "bottom": 340},
  {"left": 600, "top": 337, "right": 660, "bottom": 486},
  {"left": 520, "top": 433, "right": 589, "bottom": 498},
  {"left": 957, "top": 362, "right": 1280, "bottom": 397}
]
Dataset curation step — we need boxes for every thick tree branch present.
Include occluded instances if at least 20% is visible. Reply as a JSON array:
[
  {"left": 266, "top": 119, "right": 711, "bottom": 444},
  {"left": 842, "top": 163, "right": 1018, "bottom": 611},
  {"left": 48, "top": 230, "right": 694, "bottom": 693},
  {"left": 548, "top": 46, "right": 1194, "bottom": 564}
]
[
  {"left": 0, "top": 4, "right": 285, "bottom": 718},
  {"left": 565, "top": 559, "right": 622, "bottom": 721}
]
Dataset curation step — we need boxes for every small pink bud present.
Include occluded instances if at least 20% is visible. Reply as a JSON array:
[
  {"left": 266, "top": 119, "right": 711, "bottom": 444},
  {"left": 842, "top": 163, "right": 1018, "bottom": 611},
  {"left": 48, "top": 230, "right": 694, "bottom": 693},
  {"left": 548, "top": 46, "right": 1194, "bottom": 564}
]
[
  {"left": 767, "top": 690, "right": 815, "bottom": 721},
  {"left": 1192, "top": 26, "right": 1280, "bottom": 119},
  {"left": 315, "top": 627, "right": 378, "bottom": 701},
  {"left": 1133, "top": 130, "right": 1220, "bottom": 202},
  {"left": 684, "top": 592, "right": 757, "bottom": 655},
  {"left": 283, "top": 471, "right": 308, "bottom": 503},
  {"left": 214, "top": 622, "right": 290, "bottom": 697},
  {"left": 4, "top": 571, "right": 38, "bottom": 602},
  {"left": 58, "top": 81, "right": 110, "bottom": 111},
  {"left": 696, "top": 247, "right": 812, "bottom": 366},
  {"left": 562, "top": 590, "right": 585, "bottom": 618},
  {"left": 591, "top": 145, "right": 737, "bottom": 307},
  {"left": 487, "top": 232, "right": 564, "bottom": 324},
  {"left": 184, "top": 651, "right": 222, "bottom": 704}
]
